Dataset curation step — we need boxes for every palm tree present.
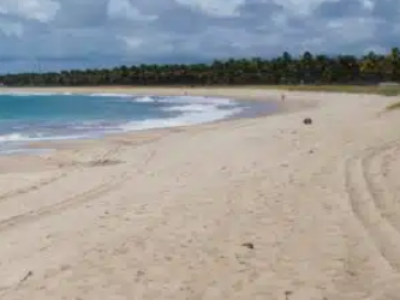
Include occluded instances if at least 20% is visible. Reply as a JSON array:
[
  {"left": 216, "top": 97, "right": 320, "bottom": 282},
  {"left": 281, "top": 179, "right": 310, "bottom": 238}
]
[{"left": 1, "top": 48, "right": 400, "bottom": 86}]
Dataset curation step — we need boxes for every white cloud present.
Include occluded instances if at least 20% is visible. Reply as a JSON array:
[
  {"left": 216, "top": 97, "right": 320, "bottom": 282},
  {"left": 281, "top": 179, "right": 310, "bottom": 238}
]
[
  {"left": 326, "top": 17, "right": 377, "bottom": 43},
  {"left": 0, "top": 0, "right": 60, "bottom": 23},
  {"left": 174, "top": 0, "right": 245, "bottom": 17},
  {"left": 364, "top": 44, "right": 387, "bottom": 54},
  {"left": 359, "top": 0, "right": 374, "bottom": 11},
  {"left": 119, "top": 36, "right": 143, "bottom": 49},
  {"left": 0, "top": 0, "right": 399, "bottom": 73},
  {"left": 119, "top": 33, "right": 176, "bottom": 55},
  {"left": 0, "top": 20, "right": 24, "bottom": 37},
  {"left": 107, "top": 0, "right": 157, "bottom": 21},
  {"left": 271, "top": 0, "right": 340, "bottom": 16}
]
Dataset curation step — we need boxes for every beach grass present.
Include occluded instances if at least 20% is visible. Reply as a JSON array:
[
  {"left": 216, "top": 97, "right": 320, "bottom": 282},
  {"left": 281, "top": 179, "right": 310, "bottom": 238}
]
[
  {"left": 247, "top": 84, "right": 400, "bottom": 96},
  {"left": 170, "top": 84, "right": 400, "bottom": 96},
  {"left": 387, "top": 101, "right": 400, "bottom": 110}
]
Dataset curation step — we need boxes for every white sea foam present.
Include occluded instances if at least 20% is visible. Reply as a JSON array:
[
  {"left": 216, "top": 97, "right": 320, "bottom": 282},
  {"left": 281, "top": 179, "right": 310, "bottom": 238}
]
[
  {"left": 156, "top": 96, "right": 235, "bottom": 106},
  {"left": 0, "top": 91, "right": 73, "bottom": 97},
  {"left": 121, "top": 105, "right": 242, "bottom": 131},
  {"left": 116, "top": 95, "right": 236, "bottom": 106},
  {"left": 0, "top": 91, "right": 235, "bottom": 106},
  {"left": 112, "top": 95, "right": 242, "bottom": 131},
  {"left": 0, "top": 133, "right": 32, "bottom": 142},
  {"left": 135, "top": 96, "right": 155, "bottom": 103},
  {"left": 0, "top": 132, "right": 89, "bottom": 143},
  {"left": 0, "top": 94, "right": 245, "bottom": 154},
  {"left": 115, "top": 95, "right": 243, "bottom": 131},
  {"left": 0, "top": 148, "right": 54, "bottom": 155},
  {"left": 163, "top": 104, "right": 215, "bottom": 113},
  {"left": 0, "top": 92, "right": 46, "bottom": 97},
  {"left": 89, "top": 93, "right": 133, "bottom": 98}
]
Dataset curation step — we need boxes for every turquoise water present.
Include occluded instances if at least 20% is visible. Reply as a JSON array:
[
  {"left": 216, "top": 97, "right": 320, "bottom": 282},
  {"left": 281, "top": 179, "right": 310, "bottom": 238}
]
[{"left": 0, "top": 92, "right": 263, "bottom": 154}]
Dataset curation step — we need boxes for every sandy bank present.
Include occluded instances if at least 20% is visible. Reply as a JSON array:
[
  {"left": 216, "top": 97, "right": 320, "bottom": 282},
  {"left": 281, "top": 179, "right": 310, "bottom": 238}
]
[{"left": 0, "top": 87, "right": 399, "bottom": 300}]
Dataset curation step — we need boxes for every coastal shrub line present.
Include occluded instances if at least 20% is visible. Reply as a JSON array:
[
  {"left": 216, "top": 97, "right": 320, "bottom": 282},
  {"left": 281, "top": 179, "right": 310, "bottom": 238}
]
[
  {"left": 2, "top": 48, "right": 400, "bottom": 89},
  {"left": 387, "top": 101, "right": 400, "bottom": 110}
]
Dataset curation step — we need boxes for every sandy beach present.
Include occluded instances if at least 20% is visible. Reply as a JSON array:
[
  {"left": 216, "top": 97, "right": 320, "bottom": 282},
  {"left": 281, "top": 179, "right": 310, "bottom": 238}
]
[{"left": 0, "top": 87, "right": 399, "bottom": 300}]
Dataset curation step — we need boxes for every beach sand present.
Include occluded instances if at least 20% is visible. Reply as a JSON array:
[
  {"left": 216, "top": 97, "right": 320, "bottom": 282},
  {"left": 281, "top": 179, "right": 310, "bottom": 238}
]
[{"left": 0, "top": 87, "right": 399, "bottom": 300}]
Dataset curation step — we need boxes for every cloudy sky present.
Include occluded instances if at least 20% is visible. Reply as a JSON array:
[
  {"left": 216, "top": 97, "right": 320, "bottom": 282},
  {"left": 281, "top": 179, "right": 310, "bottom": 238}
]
[{"left": 0, "top": 0, "right": 397, "bottom": 73}]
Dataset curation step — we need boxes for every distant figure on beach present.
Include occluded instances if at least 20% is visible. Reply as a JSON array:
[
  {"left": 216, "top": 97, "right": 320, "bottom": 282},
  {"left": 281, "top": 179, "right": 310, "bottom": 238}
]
[{"left": 281, "top": 94, "right": 286, "bottom": 101}]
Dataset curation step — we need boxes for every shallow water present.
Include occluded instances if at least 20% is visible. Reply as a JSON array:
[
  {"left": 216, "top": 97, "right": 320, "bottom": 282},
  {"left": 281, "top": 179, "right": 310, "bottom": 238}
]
[{"left": 0, "top": 92, "right": 278, "bottom": 154}]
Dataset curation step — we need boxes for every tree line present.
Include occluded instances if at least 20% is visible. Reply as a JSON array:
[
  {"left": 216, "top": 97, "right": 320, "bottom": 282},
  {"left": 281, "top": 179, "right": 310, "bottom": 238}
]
[{"left": 1, "top": 48, "right": 400, "bottom": 86}]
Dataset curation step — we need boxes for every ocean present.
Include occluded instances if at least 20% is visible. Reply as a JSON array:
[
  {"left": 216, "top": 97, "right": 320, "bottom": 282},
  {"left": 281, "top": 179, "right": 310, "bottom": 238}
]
[{"left": 0, "top": 92, "right": 277, "bottom": 154}]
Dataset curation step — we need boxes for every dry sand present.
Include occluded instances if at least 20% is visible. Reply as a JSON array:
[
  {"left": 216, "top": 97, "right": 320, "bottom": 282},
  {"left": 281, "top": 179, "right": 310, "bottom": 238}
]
[{"left": 0, "top": 87, "right": 400, "bottom": 300}]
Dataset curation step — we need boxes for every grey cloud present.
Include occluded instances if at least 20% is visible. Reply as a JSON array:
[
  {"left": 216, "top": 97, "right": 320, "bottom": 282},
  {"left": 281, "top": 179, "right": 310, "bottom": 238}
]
[
  {"left": 0, "top": 0, "right": 398, "bottom": 73},
  {"left": 55, "top": 0, "right": 109, "bottom": 28},
  {"left": 316, "top": 0, "right": 369, "bottom": 18}
]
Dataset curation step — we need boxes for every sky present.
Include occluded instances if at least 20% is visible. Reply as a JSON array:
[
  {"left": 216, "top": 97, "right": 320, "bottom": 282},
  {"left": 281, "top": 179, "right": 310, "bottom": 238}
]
[{"left": 0, "top": 0, "right": 398, "bottom": 73}]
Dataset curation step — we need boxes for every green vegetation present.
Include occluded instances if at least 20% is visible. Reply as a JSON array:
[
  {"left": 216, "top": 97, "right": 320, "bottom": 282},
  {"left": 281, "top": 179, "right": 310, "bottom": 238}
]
[
  {"left": 246, "top": 84, "right": 400, "bottom": 95},
  {"left": 387, "top": 101, "right": 400, "bottom": 110},
  {"left": 2, "top": 48, "right": 400, "bottom": 89}
]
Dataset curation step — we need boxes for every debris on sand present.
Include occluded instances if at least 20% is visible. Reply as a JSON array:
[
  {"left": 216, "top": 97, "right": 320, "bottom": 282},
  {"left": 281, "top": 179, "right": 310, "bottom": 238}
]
[
  {"left": 241, "top": 242, "right": 254, "bottom": 249},
  {"left": 19, "top": 271, "right": 33, "bottom": 285},
  {"left": 285, "top": 290, "right": 293, "bottom": 300}
]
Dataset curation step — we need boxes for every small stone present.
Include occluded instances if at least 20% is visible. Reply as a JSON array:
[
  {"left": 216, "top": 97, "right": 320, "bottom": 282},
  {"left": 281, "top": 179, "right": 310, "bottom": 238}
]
[{"left": 303, "top": 118, "right": 313, "bottom": 125}]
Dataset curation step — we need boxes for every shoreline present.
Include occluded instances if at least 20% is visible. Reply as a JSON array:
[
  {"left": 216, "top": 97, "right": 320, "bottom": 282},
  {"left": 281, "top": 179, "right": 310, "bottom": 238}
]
[
  {"left": 1, "top": 87, "right": 398, "bottom": 299},
  {"left": 0, "top": 87, "right": 307, "bottom": 158}
]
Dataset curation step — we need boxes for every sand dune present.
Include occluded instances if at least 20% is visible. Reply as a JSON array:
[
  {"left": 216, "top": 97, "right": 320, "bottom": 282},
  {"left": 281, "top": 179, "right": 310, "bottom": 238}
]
[{"left": 0, "top": 87, "right": 399, "bottom": 300}]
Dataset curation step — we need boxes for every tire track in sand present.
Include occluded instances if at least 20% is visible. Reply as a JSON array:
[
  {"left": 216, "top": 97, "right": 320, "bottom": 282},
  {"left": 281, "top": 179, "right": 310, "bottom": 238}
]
[
  {"left": 0, "top": 143, "right": 128, "bottom": 205},
  {"left": 0, "top": 172, "right": 68, "bottom": 204},
  {"left": 345, "top": 139, "right": 400, "bottom": 271},
  {"left": 0, "top": 149, "right": 156, "bottom": 233},
  {"left": 363, "top": 143, "right": 400, "bottom": 235}
]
